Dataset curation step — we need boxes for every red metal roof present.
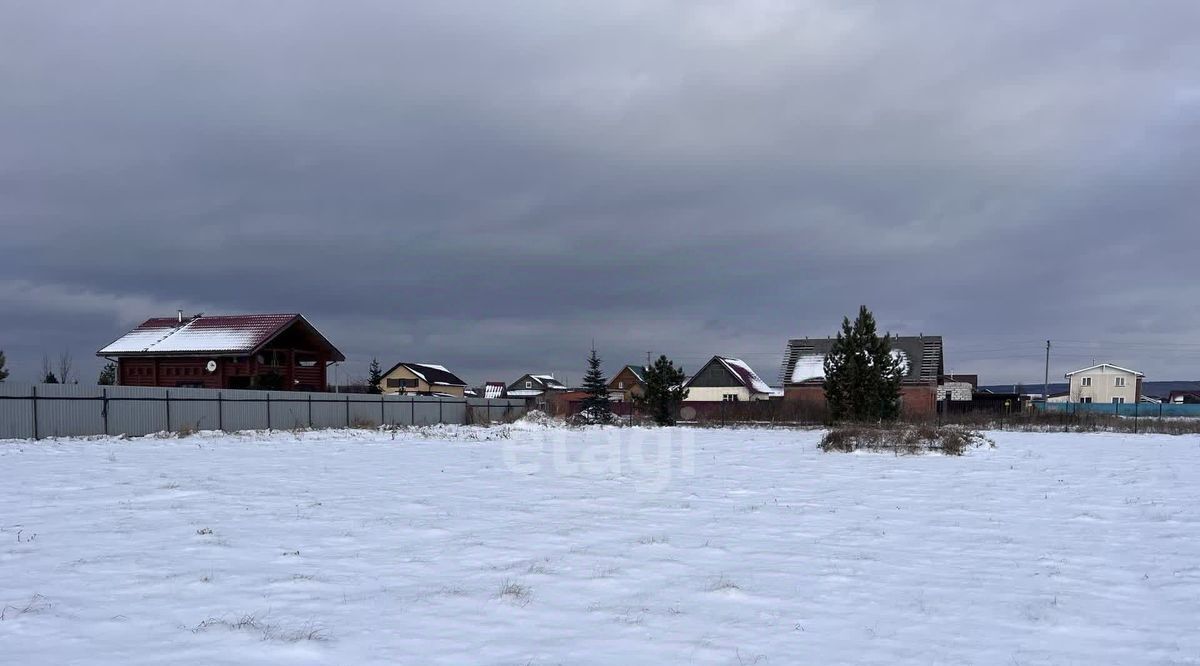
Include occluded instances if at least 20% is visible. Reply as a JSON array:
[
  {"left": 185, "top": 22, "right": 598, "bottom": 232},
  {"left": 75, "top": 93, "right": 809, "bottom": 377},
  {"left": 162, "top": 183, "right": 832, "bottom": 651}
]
[{"left": 98, "top": 313, "right": 345, "bottom": 360}]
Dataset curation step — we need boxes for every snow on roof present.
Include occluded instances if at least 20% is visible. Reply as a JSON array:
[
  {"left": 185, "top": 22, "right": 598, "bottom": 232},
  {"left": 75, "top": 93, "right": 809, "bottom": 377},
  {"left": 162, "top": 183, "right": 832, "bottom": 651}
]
[
  {"left": 505, "top": 389, "right": 544, "bottom": 397},
  {"left": 97, "top": 314, "right": 343, "bottom": 360},
  {"left": 720, "top": 357, "right": 774, "bottom": 395},
  {"left": 383, "top": 362, "right": 468, "bottom": 387},
  {"left": 483, "top": 383, "right": 506, "bottom": 399},
  {"left": 790, "top": 354, "right": 826, "bottom": 383},
  {"left": 788, "top": 350, "right": 908, "bottom": 383},
  {"left": 1064, "top": 363, "right": 1144, "bottom": 378}
]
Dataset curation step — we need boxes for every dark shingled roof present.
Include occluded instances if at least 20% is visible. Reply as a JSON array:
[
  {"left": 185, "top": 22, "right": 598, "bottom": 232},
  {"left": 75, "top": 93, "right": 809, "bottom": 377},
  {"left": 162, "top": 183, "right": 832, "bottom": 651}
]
[{"left": 779, "top": 335, "right": 943, "bottom": 385}]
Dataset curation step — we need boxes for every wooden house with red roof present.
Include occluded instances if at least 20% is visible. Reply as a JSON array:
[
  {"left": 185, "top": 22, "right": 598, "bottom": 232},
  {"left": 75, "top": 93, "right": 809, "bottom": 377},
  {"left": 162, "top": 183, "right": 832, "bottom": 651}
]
[{"left": 97, "top": 312, "right": 344, "bottom": 391}]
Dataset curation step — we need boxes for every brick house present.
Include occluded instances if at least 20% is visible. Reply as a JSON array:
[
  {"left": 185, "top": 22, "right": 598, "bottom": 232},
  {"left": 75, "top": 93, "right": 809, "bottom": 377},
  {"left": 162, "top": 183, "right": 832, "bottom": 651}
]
[{"left": 778, "top": 335, "right": 944, "bottom": 416}]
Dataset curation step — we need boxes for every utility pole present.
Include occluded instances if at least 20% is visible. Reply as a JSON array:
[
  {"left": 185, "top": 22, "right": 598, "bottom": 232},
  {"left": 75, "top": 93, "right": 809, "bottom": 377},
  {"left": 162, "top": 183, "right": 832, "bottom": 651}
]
[
  {"left": 646, "top": 351, "right": 652, "bottom": 369},
  {"left": 1043, "top": 340, "right": 1051, "bottom": 407}
]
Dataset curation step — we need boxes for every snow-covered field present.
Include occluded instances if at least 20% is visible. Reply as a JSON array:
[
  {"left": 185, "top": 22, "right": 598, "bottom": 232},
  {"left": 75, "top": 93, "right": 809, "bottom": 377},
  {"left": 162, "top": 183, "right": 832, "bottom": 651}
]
[{"left": 2, "top": 424, "right": 1198, "bottom": 664}]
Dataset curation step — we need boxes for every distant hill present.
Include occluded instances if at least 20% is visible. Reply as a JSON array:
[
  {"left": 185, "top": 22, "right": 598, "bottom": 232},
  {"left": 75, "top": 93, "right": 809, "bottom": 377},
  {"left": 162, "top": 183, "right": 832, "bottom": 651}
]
[{"left": 980, "top": 380, "right": 1200, "bottom": 399}]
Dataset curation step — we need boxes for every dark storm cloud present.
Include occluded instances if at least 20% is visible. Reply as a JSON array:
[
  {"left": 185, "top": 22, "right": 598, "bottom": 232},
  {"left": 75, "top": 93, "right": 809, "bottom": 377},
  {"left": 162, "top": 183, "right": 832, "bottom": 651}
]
[{"left": 3, "top": 0, "right": 1199, "bottom": 385}]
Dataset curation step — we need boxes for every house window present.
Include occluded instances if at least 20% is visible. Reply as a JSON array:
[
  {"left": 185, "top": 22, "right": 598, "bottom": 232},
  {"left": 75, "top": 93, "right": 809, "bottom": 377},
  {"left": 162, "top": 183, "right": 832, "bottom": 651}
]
[
  {"left": 618, "top": 381, "right": 624, "bottom": 390},
  {"left": 386, "top": 378, "right": 418, "bottom": 389},
  {"left": 1080, "top": 377, "right": 1091, "bottom": 387},
  {"left": 1112, "top": 397, "right": 1125, "bottom": 404},
  {"left": 295, "top": 353, "right": 318, "bottom": 368},
  {"left": 525, "top": 381, "right": 532, "bottom": 389},
  {"left": 723, "top": 394, "right": 739, "bottom": 402},
  {"left": 1114, "top": 377, "right": 1126, "bottom": 388},
  {"left": 1080, "top": 397, "right": 1092, "bottom": 403}
]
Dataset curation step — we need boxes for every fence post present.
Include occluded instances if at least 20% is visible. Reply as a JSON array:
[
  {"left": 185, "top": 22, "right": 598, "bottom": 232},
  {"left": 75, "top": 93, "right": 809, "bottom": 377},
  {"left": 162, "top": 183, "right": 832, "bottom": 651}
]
[
  {"left": 266, "top": 393, "right": 272, "bottom": 430},
  {"left": 165, "top": 389, "right": 171, "bottom": 432},
  {"left": 308, "top": 393, "right": 313, "bottom": 428},
  {"left": 218, "top": 392, "right": 224, "bottom": 431},
  {"left": 345, "top": 395, "right": 350, "bottom": 427},
  {"left": 438, "top": 398, "right": 443, "bottom": 424},
  {"left": 31, "top": 385, "right": 38, "bottom": 441},
  {"left": 410, "top": 399, "right": 416, "bottom": 425},
  {"left": 1134, "top": 400, "right": 1138, "bottom": 434},
  {"left": 381, "top": 394, "right": 386, "bottom": 426},
  {"left": 102, "top": 388, "right": 109, "bottom": 436}
]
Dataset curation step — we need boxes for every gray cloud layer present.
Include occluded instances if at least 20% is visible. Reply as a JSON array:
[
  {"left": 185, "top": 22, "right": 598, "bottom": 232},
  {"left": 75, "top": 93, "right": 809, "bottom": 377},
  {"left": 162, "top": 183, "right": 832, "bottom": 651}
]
[{"left": 3, "top": 1, "right": 1199, "bottom": 385}]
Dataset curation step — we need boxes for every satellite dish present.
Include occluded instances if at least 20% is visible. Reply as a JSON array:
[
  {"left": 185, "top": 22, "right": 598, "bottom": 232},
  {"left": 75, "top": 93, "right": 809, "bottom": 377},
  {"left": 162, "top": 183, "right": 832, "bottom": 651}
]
[{"left": 205, "top": 360, "right": 217, "bottom": 373}]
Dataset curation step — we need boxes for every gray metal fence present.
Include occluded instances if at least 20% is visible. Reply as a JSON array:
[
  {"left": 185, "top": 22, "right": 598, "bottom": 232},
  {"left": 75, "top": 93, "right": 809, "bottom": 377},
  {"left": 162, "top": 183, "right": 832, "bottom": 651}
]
[{"left": 0, "top": 383, "right": 526, "bottom": 440}]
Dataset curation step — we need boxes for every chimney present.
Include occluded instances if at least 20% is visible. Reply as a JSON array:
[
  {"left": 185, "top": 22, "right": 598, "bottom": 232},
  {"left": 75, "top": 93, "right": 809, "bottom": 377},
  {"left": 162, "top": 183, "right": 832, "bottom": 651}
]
[{"left": 177, "top": 309, "right": 184, "bottom": 323}]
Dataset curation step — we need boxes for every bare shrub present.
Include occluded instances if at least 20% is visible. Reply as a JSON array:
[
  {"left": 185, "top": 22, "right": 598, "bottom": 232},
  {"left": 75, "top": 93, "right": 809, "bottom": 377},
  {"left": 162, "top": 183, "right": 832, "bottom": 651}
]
[
  {"left": 175, "top": 421, "right": 200, "bottom": 438},
  {"left": 192, "top": 614, "right": 328, "bottom": 642},
  {"left": 820, "top": 424, "right": 992, "bottom": 455},
  {"left": 496, "top": 579, "right": 531, "bottom": 605}
]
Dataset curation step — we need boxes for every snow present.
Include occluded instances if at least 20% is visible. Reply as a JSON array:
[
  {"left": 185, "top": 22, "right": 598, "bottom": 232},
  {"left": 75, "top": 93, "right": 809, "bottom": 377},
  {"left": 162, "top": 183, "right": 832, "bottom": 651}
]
[
  {"left": 720, "top": 357, "right": 774, "bottom": 395},
  {"left": 503, "top": 389, "right": 543, "bottom": 397},
  {"left": 790, "top": 354, "right": 826, "bottom": 383},
  {"left": 417, "top": 364, "right": 450, "bottom": 373},
  {"left": 99, "top": 320, "right": 262, "bottom": 355},
  {"left": 3, "top": 427, "right": 1199, "bottom": 664},
  {"left": 790, "top": 351, "right": 908, "bottom": 382}
]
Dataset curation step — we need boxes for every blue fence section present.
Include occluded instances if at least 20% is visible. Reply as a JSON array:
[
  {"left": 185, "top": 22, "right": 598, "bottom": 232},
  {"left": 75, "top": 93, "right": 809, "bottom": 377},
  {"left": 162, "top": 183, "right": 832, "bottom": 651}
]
[{"left": 1036, "top": 402, "right": 1200, "bottom": 418}]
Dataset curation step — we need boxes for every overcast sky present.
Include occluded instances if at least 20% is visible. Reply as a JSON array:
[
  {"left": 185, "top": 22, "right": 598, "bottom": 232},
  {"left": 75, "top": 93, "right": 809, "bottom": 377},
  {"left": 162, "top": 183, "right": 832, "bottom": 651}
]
[{"left": 3, "top": 0, "right": 1199, "bottom": 387}]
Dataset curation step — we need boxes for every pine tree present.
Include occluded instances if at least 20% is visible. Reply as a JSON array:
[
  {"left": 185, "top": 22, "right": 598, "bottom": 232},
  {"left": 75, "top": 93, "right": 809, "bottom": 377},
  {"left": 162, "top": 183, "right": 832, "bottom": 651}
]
[
  {"left": 635, "top": 355, "right": 689, "bottom": 426},
  {"left": 823, "top": 305, "right": 903, "bottom": 421},
  {"left": 98, "top": 362, "right": 117, "bottom": 386},
  {"left": 0, "top": 350, "right": 8, "bottom": 383},
  {"left": 44, "top": 371, "right": 59, "bottom": 384},
  {"left": 579, "top": 347, "right": 613, "bottom": 424},
  {"left": 367, "top": 358, "right": 383, "bottom": 394}
]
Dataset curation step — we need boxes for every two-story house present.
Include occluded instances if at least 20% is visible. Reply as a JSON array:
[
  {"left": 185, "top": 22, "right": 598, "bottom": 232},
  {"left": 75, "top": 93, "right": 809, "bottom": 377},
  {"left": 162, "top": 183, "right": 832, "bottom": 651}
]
[{"left": 1065, "top": 363, "right": 1143, "bottom": 404}]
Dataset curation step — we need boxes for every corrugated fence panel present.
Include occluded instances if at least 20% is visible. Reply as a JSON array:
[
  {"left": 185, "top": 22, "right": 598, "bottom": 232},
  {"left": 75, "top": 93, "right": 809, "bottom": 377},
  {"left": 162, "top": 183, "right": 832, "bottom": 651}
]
[
  {"left": 347, "top": 397, "right": 382, "bottom": 428},
  {"left": 0, "top": 384, "right": 35, "bottom": 439},
  {"left": 106, "top": 386, "right": 169, "bottom": 437},
  {"left": 0, "top": 383, "right": 513, "bottom": 439},
  {"left": 219, "top": 389, "right": 269, "bottom": 431},
  {"left": 30, "top": 384, "right": 104, "bottom": 438},
  {"left": 310, "top": 397, "right": 349, "bottom": 429},
  {"left": 466, "top": 398, "right": 526, "bottom": 423},
  {"left": 167, "top": 387, "right": 221, "bottom": 432},
  {"left": 383, "top": 397, "right": 414, "bottom": 426},
  {"left": 413, "top": 397, "right": 445, "bottom": 426}
]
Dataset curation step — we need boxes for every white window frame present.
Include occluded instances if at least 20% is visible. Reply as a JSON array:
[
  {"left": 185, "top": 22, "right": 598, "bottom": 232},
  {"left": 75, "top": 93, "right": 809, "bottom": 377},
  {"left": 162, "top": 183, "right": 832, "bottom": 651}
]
[
  {"left": 1080, "top": 397, "right": 1092, "bottom": 404},
  {"left": 1112, "top": 397, "right": 1125, "bottom": 404},
  {"left": 525, "top": 380, "right": 532, "bottom": 389},
  {"left": 618, "top": 381, "right": 624, "bottom": 390},
  {"left": 1114, "top": 376, "right": 1126, "bottom": 388},
  {"left": 1080, "top": 376, "right": 1092, "bottom": 387}
]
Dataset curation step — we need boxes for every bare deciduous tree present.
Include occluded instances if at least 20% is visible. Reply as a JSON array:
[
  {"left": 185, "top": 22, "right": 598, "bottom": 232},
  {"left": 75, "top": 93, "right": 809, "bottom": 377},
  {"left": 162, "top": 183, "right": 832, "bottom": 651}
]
[{"left": 57, "top": 350, "right": 73, "bottom": 385}]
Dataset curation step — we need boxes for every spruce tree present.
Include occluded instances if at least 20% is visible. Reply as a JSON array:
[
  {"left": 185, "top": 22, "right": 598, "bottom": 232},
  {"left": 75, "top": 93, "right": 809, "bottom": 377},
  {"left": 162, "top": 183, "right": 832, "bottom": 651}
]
[
  {"left": 367, "top": 358, "right": 383, "bottom": 394},
  {"left": 43, "top": 371, "right": 59, "bottom": 384},
  {"left": 823, "top": 305, "right": 903, "bottom": 421},
  {"left": 0, "top": 350, "right": 8, "bottom": 382},
  {"left": 98, "top": 362, "right": 117, "bottom": 386},
  {"left": 635, "top": 355, "right": 689, "bottom": 426},
  {"left": 579, "top": 347, "right": 613, "bottom": 424}
]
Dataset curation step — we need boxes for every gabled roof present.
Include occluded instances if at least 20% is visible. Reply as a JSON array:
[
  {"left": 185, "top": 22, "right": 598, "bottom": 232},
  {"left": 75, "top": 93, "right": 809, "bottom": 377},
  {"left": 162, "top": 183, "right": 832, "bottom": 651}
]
[
  {"left": 608, "top": 364, "right": 646, "bottom": 387},
  {"left": 1064, "top": 363, "right": 1144, "bottom": 378},
  {"left": 510, "top": 374, "right": 567, "bottom": 390},
  {"left": 383, "top": 362, "right": 468, "bottom": 387},
  {"left": 779, "top": 335, "right": 943, "bottom": 385},
  {"left": 98, "top": 313, "right": 345, "bottom": 361},
  {"left": 685, "top": 356, "right": 776, "bottom": 395},
  {"left": 483, "top": 382, "right": 506, "bottom": 399}
]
